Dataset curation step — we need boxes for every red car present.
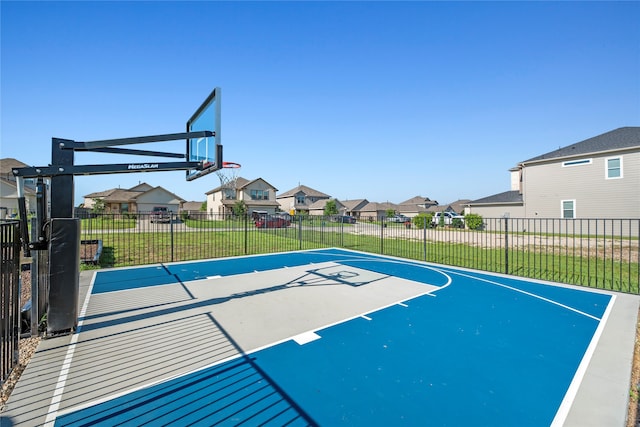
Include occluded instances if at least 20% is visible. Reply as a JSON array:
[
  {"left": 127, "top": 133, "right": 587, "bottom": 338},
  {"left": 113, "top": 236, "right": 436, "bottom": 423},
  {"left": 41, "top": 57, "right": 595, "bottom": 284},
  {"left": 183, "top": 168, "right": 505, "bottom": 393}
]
[{"left": 255, "top": 215, "right": 290, "bottom": 228}]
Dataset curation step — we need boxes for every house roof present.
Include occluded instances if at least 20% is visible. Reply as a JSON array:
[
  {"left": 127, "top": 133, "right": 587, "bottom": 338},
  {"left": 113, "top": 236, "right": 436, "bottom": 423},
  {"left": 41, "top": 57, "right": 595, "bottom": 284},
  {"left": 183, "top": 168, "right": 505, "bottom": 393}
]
[
  {"left": 521, "top": 127, "right": 640, "bottom": 164},
  {"left": 84, "top": 183, "right": 185, "bottom": 202},
  {"left": 308, "top": 198, "right": 345, "bottom": 210},
  {"left": 340, "top": 199, "right": 369, "bottom": 211},
  {"left": 469, "top": 191, "right": 523, "bottom": 205},
  {"left": 398, "top": 196, "right": 438, "bottom": 207},
  {"left": 181, "top": 201, "right": 204, "bottom": 211},
  {"left": 444, "top": 199, "right": 472, "bottom": 213},
  {"left": 359, "top": 201, "right": 398, "bottom": 212},
  {"left": 101, "top": 189, "right": 147, "bottom": 202},
  {"left": 85, "top": 188, "right": 119, "bottom": 198},
  {"left": 205, "top": 177, "right": 278, "bottom": 195},
  {"left": 277, "top": 184, "right": 330, "bottom": 199},
  {"left": 0, "top": 158, "right": 28, "bottom": 178}
]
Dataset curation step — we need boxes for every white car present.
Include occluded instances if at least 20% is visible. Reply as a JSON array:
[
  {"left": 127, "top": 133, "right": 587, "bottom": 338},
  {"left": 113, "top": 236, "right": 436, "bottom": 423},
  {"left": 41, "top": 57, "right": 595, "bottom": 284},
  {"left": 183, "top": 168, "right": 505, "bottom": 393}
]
[
  {"left": 431, "top": 212, "right": 464, "bottom": 227},
  {"left": 387, "top": 215, "right": 410, "bottom": 223}
]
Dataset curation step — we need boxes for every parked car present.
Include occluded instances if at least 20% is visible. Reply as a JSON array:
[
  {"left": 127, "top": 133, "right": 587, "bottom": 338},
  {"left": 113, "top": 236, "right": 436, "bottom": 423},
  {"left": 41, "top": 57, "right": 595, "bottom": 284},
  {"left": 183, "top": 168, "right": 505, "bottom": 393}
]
[
  {"left": 150, "top": 206, "right": 171, "bottom": 223},
  {"left": 387, "top": 215, "right": 410, "bottom": 223},
  {"left": 255, "top": 215, "right": 291, "bottom": 228},
  {"left": 332, "top": 215, "right": 357, "bottom": 224},
  {"left": 432, "top": 212, "right": 465, "bottom": 227}
]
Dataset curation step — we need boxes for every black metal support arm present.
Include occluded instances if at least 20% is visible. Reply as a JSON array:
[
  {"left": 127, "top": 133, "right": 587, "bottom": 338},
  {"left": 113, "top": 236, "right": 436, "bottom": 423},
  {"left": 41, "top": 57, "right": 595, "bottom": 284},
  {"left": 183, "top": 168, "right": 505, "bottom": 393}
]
[
  {"left": 63, "top": 130, "right": 214, "bottom": 150},
  {"left": 13, "top": 161, "right": 202, "bottom": 178}
]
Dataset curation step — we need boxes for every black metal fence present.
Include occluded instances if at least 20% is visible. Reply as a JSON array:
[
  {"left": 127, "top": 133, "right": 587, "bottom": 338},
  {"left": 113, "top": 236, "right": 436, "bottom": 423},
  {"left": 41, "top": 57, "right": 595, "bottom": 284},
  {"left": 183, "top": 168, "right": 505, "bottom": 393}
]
[
  {"left": 1, "top": 220, "right": 21, "bottom": 385},
  {"left": 77, "top": 212, "right": 640, "bottom": 294}
]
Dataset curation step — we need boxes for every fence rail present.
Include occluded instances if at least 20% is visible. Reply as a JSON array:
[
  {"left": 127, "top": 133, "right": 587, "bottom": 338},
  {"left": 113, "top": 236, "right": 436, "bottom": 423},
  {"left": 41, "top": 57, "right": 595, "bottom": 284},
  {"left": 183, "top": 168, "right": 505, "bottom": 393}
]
[
  {"left": 76, "top": 213, "right": 640, "bottom": 294},
  {"left": 1, "top": 220, "right": 21, "bottom": 386}
]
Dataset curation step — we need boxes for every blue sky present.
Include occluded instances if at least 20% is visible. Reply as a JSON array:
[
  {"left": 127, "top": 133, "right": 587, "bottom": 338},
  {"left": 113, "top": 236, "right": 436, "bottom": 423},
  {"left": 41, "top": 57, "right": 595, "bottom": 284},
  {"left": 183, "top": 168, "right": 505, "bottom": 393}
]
[{"left": 2, "top": 1, "right": 639, "bottom": 207}]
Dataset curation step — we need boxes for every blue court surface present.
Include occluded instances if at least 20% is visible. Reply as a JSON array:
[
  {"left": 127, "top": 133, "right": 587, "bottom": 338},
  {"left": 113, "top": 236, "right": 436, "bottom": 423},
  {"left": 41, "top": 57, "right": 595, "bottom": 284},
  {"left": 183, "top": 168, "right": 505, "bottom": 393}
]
[{"left": 2, "top": 248, "right": 636, "bottom": 427}]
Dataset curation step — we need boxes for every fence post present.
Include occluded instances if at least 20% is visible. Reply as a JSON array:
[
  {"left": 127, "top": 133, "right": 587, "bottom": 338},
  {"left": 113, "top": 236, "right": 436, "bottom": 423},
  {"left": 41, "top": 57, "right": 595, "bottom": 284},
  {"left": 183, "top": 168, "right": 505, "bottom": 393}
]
[
  {"left": 504, "top": 216, "right": 509, "bottom": 275},
  {"left": 170, "top": 213, "right": 174, "bottom": 263},
  {"left": 423, "top": 217, "right": 427, "bottom": 262},
  {"left": 244, "top": 213, "right": 248, "bottom": 255},
  {"left": 298, "top": 215, "right": 303, "bottom": 250},
  {"left": 380, "top": 216, "right": 384, "bottom": 254}
]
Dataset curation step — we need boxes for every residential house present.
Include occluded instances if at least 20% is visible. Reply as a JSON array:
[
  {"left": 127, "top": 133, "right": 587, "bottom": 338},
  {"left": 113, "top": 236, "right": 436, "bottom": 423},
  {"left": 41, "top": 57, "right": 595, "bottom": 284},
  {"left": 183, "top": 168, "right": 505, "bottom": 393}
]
[
  {"left": 205, "top": 177, "right": 280, "bottom": 216},
  {"left": 83, "top": 182, "right": 185, "bottom": 214},
  {"left": 308, "top": 198, "right": 346, "bottom": 216},
  {"left": 438, "top": 199, "right": 471, "bottom": 216},
  {"left": 277, "top": 185, "right": 331, "bottom": 215},
  {"left": 340, "top": 199, "right": 369, "bottom": 219},
  {"left": 180, "top": 201, "right": 205, "bottom": 217},
  {"left": 0, "top": 158, "right": 37, "bottom": 217},
  {"left": 358, "top": 202, "right": 398, "bottom": 221},
  {"left": 467, "top": 127, "right": 640, "bottom": 221},
  {"left": 396, "top": 196, "right": 439, "bottom": 218}
]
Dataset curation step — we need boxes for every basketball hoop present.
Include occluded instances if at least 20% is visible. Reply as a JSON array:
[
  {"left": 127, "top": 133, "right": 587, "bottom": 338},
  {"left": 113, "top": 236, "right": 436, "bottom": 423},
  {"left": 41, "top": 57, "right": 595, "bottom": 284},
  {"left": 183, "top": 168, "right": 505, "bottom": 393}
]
[{"left": 216, "top": 161, "right": 242, "bottom": 200}]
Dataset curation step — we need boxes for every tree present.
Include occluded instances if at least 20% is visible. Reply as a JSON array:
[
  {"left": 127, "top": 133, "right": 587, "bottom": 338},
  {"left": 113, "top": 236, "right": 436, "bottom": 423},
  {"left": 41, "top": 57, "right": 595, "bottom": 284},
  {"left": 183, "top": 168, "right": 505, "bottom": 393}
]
[
  {"left": 232, "top": 200, "right": 247, "bottom": 217},
  {"left": 324, "top": 199, "right": 339, "bottom": 216},
  {"left": 200, "top": 202, "right": 206, "bottom": 211},
  {"left": 385, "top": 208, "right": 395, "bottom": 218},
  {"left": 92, "top": 199, "right": 105, "bottom": 214}
]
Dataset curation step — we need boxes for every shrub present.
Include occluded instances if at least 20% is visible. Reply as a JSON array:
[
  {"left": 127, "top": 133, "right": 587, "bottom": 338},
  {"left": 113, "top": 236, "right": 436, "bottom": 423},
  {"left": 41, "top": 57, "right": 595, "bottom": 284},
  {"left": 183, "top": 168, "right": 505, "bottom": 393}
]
[
  {"left": 452, "top": 218, "right": 464, "bottom": 228},
  {"left": 412, "top": 213, "right": 433, "bottom": 229},
  {"left": 465, "top": 213, "right": 484, "bottom": 230}
]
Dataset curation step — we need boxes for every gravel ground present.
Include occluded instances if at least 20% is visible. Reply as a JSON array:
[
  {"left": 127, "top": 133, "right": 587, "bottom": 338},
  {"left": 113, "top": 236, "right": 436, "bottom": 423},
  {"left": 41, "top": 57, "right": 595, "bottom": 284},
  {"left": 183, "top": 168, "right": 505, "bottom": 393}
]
[{"left": 0, "top": 269, "right": 41, "bottom": 411}]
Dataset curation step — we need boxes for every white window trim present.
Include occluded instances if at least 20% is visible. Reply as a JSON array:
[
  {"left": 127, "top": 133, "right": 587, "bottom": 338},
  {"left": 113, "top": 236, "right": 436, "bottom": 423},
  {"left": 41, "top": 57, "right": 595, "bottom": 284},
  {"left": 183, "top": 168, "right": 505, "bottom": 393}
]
[
  {"left": 561, "top": 199, "right": 576, "bottom": 219},
  {"left": 562, "top": 158, "right": 592, "bottom": 167},
  {"left": 605, "top": 156, "right": 623, "bottom": 179}
]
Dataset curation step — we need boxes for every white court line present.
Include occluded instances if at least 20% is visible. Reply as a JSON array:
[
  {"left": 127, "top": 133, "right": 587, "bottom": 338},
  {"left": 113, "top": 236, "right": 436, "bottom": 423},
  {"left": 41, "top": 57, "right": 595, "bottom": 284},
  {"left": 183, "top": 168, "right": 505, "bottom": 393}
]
[
  {"left": 441, "top": 269, "right": 602, "bottom": 321},
  {"left": 551, "top": 295, "right": 616, "bottom": 426},
  {"left": 44, "top": 272, "right": 97, "bottom": 426},
  {"left": 293, "top": 331, "right": 321, "bottom": 345},
  {"left": 398, "top": 302, "right": 409, "bottom": 307},
  {"left": 56, "top": 257, "right": 452, "bottom": 416}
]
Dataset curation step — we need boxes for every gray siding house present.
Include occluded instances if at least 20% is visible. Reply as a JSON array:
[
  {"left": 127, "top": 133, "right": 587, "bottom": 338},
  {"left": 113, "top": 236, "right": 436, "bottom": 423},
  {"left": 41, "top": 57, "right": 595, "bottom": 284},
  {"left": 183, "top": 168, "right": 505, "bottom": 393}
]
[{"left": 468, "top": 127, "right": 640, "bottom": 220}]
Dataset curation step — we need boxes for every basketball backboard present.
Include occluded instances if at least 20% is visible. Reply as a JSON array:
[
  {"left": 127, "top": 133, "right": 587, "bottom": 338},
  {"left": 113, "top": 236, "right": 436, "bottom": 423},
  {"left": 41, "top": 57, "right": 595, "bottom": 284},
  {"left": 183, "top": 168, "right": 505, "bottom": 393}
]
[{"left": 186, "top": 87, "right": 222, "bottom": 181}]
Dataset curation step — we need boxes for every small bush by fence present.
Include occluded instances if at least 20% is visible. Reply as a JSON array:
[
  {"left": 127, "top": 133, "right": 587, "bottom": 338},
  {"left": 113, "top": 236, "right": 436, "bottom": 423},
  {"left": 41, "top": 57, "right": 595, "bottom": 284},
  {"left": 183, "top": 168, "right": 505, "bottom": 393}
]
[{"left": 76, "top": 213, "right": 640, "bottom": 295}]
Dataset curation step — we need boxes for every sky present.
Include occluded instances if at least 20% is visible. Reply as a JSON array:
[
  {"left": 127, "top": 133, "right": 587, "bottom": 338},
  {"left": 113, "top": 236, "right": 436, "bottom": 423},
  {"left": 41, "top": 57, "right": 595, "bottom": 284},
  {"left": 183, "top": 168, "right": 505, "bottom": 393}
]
[{"left": 1, "top": 1, "right": 639, "bottom": 207}]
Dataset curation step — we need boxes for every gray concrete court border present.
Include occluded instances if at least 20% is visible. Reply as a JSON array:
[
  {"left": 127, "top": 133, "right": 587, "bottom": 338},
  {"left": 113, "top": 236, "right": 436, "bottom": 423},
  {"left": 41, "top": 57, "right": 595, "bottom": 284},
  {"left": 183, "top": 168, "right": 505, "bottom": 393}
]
[{"left": 0, "top": 256, "right": 638, "bottom": 427}]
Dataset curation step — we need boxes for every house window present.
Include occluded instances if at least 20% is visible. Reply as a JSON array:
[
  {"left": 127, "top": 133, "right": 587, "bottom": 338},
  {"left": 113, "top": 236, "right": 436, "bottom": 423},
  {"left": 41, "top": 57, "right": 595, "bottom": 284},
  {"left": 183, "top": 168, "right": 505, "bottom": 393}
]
[
  {"left": 606, "top": 156, "right": 622, "bottom": 179},
  {"left": 121, "top": 203, "right": 129, "bottom": 213},
  {"left": 250, "top": 189, "right": 269, "bottom": 200},
  {"left": 296, "top": 195, "right": 305, "bottom": 204},
  {"left": 562, "top": 158, "right": 592, "bottom": 167},
  {"left": 223, "top": 189, "right": 236, "bottom": 200},
  {"left": 561, "top": 200, "right": 575, "bottom": 219}
]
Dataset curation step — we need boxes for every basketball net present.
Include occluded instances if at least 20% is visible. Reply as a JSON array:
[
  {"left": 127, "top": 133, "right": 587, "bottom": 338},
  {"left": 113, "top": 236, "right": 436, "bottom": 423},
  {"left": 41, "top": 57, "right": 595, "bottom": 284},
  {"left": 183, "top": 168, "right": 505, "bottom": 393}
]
[{"left": 216, "top": 162, "right": 241, "bottom": 200}]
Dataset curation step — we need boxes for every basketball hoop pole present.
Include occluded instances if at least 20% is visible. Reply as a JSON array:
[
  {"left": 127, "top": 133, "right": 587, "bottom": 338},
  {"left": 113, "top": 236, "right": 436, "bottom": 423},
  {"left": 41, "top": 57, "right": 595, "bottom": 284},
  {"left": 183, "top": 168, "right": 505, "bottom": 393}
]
[
  {"left": 10, "top": 87, "right": 224, "bottom": 336},
  {"left": 11, "top": 130, "right": 221, "bottom": 335}
]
